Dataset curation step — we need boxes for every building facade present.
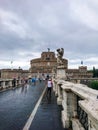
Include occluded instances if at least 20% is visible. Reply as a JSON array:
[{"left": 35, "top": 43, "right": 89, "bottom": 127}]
[
  {"left": 67, "top": 66, "right": 93, "bottom": 79},
  {"left": 30, "top": 50, "right": 68, "bottom": 77},
  {"left": 30, "top": 50, "right": 93, "bottom": 79},
  {"left": 0, "top": 50, "right": 93, "bottom": 80},
  {"left": 0, "top": 69, "right": 29, "bottom": 79}
]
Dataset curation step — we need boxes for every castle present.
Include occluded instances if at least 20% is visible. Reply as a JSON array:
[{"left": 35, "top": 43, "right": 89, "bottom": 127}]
[
  {"left": 0, "top": 50, "right": 93, "bottom": 79},
  {"left": 29, "top": 50, "right": 93, "bottom": 79}
]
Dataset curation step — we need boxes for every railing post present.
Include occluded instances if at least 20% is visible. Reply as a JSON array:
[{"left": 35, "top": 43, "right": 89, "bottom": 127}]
[
  {"left": 57, "top": 83, "right": 63, "bottom": 105},
  {"left": 61, "top": 90, "right": 70, "bottom": 128},
  {"left": 54, "top": 80, "right": 58, "bottom": 96},
  {"left": 3, "top": 81, "right": 6, "bottom": 89},
  {"left": 0, "top": 81, "right": 3, "bottom": 90},
  {"left": 9, "top": 80, "right": 13, "bottom": 87}
]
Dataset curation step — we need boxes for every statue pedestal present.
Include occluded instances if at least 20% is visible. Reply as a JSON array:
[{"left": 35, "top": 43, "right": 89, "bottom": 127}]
[{"left": 57, "top": 65, "right": 67, "bottom": 80}]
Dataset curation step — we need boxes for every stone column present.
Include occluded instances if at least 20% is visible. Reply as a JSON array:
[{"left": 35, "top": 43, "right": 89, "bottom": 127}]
[
  {"left": 62, "top": 88, "right": 78, "bottom": 128},
  {"left": 72, "top": 93, "right": 78, "bottom": 118},
  {"left": 88, "top": 116, "right": 98, "bottom": 130},
  {"left": 52, "top": 78, "right": 56, "bottom": 92},
  {"left": 55, "top": 80, "right": 58, "bottom": 96},
  {"left": 57, "top": 83, "right": 63, "bottom": 105},
  {"left": 3, "top": 81, "right": 6, "bottom": 89},
  {"left": 9, "top": 80, "right": 13, "bottom": 87},
  {"left": 57, "top": 65, "right": 67, "bottom": 80},
  {"left": 61, "top": 90, "right": 70, "bottom": 128}
]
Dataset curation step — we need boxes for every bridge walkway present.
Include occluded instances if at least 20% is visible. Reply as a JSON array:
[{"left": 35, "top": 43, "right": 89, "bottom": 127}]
[
  {"left": 29, "top": 90, "right": 68, "bottom": 130},
  {"left": 0, "top": 80, "right": 69, "bottom": 130}
]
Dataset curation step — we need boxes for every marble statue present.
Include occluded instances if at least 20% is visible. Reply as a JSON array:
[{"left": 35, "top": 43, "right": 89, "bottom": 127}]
[{"left": 57, "top": 48, "right": 64, "bottom": 66}]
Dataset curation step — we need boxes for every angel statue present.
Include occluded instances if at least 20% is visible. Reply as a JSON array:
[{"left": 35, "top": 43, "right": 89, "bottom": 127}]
[{"left": 56, "top": 48, "right": 64, "bottom": 66}]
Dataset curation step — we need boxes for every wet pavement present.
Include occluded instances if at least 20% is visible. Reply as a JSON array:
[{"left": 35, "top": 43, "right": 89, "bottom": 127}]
[
  {"left": 0, "top": 81, "right": 46, "bottom": 130},
  {"left": 30, "top": 90, "right": 68, "bottom": 130},
  {"left": 0, "top": 81, "right": 68, "bottom": 130}
]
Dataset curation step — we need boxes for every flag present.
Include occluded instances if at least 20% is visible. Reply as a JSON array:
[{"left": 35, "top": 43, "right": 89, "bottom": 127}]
[
  {"left": 11, "top": 61, "right": 13, "bottom": 64},
  {"left": 81, "top": 61, "right": 83, "bottom": 65},
  {"left": 47, "top": 48, "right": 50, "bottom": 52}
]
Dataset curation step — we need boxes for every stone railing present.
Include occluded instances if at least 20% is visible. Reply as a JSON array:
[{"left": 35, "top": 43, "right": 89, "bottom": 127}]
[
  {"left": 70, "top": 78, "right": 98, "bottom": 84},
  {"left": 0, "top": 79, "right": 22, "bottom": 91},
  {"left": 53, "top": 79, "right": 98, "bottom": 130}
]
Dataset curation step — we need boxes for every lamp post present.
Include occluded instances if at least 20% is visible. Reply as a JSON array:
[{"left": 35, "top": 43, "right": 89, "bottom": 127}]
[{"left": 11, "top": 61, "right": 13, "bottom": 70}]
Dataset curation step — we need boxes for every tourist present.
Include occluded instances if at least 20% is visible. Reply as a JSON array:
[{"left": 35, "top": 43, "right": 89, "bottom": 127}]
[
  {"left": 47, "top": 78, "right": 53, "bottom": 97},
  {"left": 12, "top": 78, "right": 16, "bottom": 87},
  {"left": 32, "top": 77, "right": 36, "bottom": 85}
]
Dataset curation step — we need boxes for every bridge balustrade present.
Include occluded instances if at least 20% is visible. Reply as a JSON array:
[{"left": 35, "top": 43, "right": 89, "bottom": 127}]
[
  {"left": 0, "top": 79, "right": 22, "bottom": 91},
  {"left": 53, "top": 78, "right": 98, "bottom": 130}
]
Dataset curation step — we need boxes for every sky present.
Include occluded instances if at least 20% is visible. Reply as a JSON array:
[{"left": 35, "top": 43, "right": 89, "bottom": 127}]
[{"left": 0, "top": 0, "right": 98, "bottom": 70}]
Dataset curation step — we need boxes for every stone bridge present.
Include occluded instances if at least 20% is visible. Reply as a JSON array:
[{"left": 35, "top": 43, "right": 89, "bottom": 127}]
[
  {"left": 0, "top": 79, "right": 22, "bottom": 90},
  {"left": 69, "top": 78, "right": 98, "bottom": 84},
  {"left": 52, "top": 78, "right": 98, "bottom": 130},
  {"left": 0, "top": 76, "right": 98, "bottom": 130}
]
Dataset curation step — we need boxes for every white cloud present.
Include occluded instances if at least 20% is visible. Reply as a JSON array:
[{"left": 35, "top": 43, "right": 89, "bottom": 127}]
[
  {"left": 68, "top": 56, "right": 98, "bottom": 70},
  {"left": 0, "top": 1, "right": 98, "bottom": 70},
  {"left": 38, "top": 6, "right": 59, "bottom": 29},
  {"left": 70, "top": 0, "right": 98, "bottom": 31},
  {"left": 85, "top": 57, "right": 98, "bottom": 63},
  {"left": 0, "top": 8, "right": 32, "bottom": 39},
  {"left": 18, "top": 51, "right": 41, "bottom": 59},
  {"left": 0, "top": 60, "right": 30, "bottom": 70},
  {"left": 12, "top": 61, "right": 30, "bottom": 69}
]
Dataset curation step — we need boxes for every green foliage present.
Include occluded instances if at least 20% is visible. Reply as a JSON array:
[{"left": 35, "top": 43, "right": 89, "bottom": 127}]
[
  {"left": 92, "top": 67, "right": 98, "bottom": 77},
  {"left": 89, "top": 81, "right": 98, "bottom": 90},
  {"left": 88, "top": 67, "right": 98, "bottom": 77},
  {"left": 95, "top": 69, "right": 98, "bottom": 77}
]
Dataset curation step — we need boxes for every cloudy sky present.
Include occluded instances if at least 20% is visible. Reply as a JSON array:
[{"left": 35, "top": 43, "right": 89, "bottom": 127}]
[{"left": 0, "top": 0, "right": 98, "bottom": 70}]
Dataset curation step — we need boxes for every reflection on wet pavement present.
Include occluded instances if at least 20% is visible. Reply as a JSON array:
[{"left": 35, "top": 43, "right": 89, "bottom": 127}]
[
  {"left": 21, "top": 84, "right": 30, "bottom": 94},
  {"left": 0, "top": 81, "right": 45, "bottom": 130},
  {"left": 30, "top": 91, "right": 68, "bottom": 130}
]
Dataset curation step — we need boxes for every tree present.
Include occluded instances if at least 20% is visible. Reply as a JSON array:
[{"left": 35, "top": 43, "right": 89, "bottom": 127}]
[{"left": 93, "top": 66, "right": 96, "bottom": 77}]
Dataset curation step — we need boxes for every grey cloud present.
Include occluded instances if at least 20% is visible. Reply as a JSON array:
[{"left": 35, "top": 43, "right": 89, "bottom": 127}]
[{"left": 0, "top": 0, "right": 98, "bottom": 69}]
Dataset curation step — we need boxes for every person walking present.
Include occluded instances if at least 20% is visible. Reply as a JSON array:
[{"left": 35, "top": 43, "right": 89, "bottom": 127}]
[{"left": 47, "top": 78, "right": 53, "bottom": 97}]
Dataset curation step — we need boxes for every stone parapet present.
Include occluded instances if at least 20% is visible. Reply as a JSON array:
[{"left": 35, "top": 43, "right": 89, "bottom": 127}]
[
  {"left": 0, "top": 79, "right": 22, "bottom": 91},
  {"left": 53, "top": 78, "right": 98, "bottom": 130}
]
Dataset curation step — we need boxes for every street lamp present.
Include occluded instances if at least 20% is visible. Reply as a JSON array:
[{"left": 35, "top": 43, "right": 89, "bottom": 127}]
[{"left": 11, "top": 61, "right": 13, "bottom": 70}]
